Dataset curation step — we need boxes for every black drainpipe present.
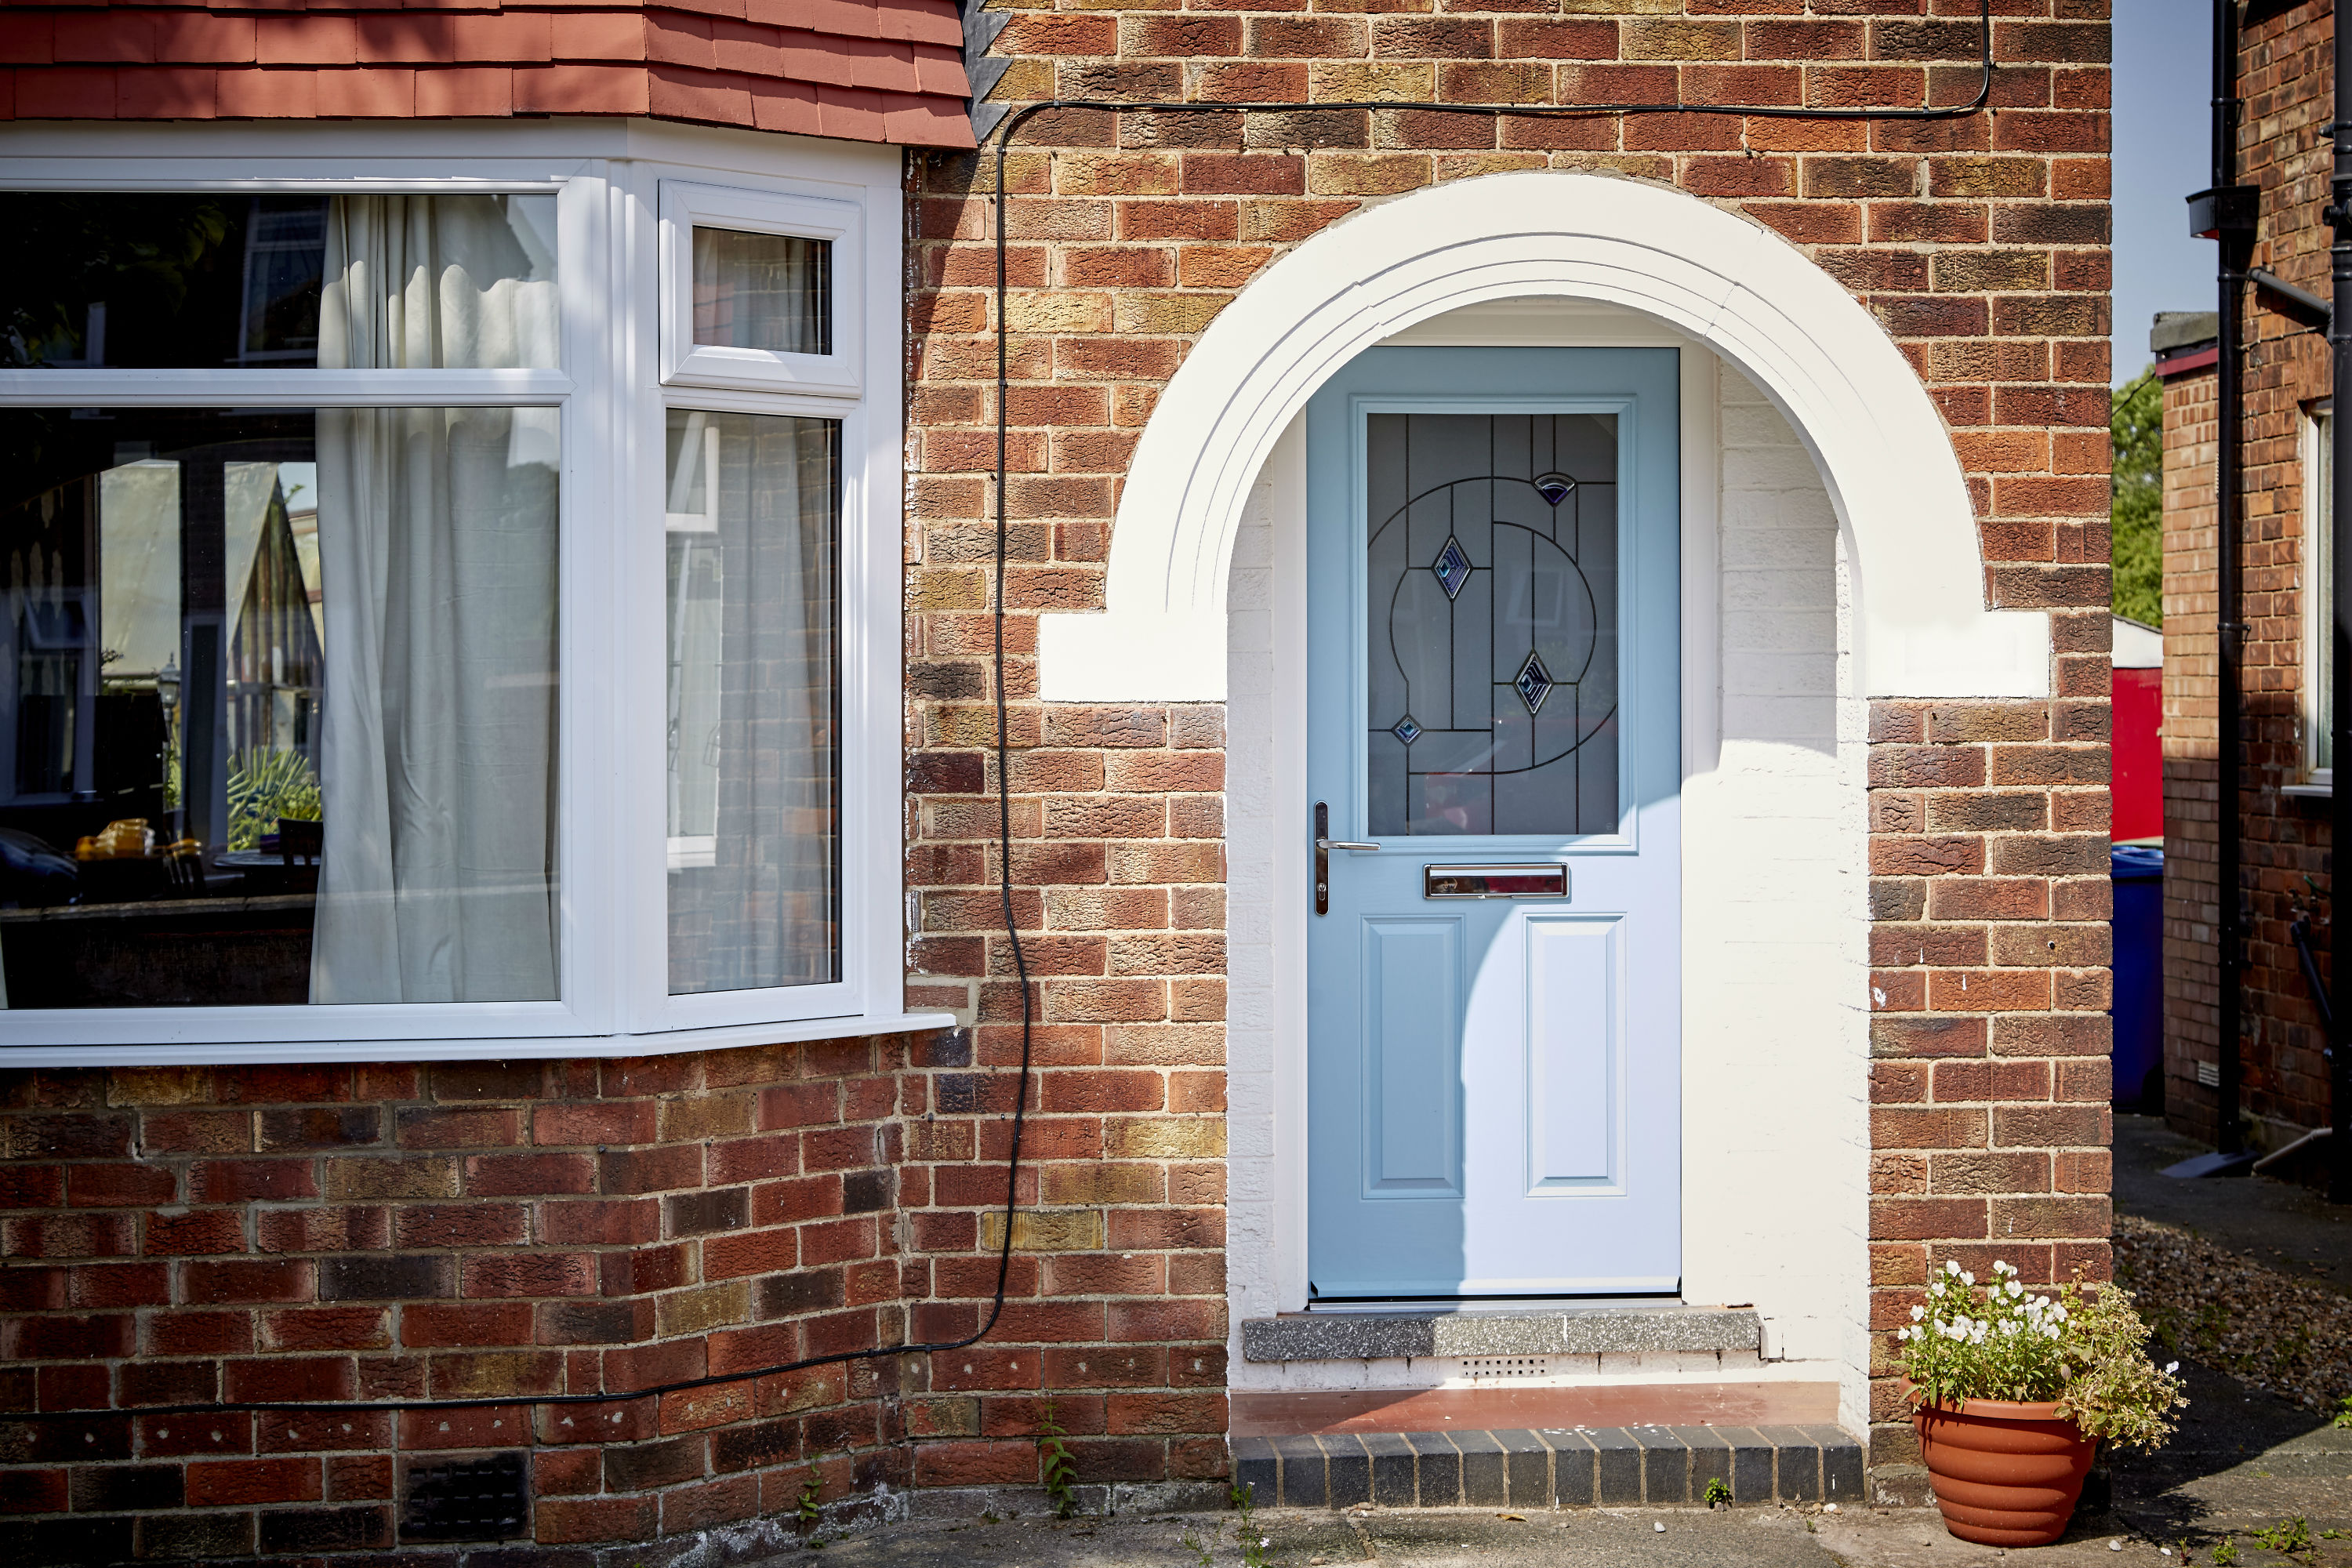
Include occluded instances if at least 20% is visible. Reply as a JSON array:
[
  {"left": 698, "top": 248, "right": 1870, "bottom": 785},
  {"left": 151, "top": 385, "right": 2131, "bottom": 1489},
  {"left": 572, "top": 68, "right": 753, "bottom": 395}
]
[
  {"left": 2192, "top": 0, "right": 2256, "bottom": 1156},
  {"left": 2330, "top": 3, "right": 2352, "bottom": 1202}
]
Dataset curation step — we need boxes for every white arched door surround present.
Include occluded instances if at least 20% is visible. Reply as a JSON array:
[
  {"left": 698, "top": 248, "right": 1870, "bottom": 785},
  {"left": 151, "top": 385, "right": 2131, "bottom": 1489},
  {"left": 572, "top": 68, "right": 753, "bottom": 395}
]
[{"left": 1036, "top": 170, "right": 2048, "bottom": 702}]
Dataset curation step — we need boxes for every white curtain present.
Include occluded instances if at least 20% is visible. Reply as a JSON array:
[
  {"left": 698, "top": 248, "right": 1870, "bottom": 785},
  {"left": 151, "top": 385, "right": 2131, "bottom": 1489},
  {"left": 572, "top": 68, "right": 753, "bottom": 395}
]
[{"left": 309, "top": 195, "right": 561, "bottom": 1004}]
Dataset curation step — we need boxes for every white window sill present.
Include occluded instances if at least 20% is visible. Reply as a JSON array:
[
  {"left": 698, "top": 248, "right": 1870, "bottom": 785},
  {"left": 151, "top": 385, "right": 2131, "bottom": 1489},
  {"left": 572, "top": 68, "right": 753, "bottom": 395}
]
[
  {"left": 0, "top": 1011, "right": 957, "bottom": 1069},
  {"left": 2281, "top": 781, "right": 2333, "bottom": 798}
]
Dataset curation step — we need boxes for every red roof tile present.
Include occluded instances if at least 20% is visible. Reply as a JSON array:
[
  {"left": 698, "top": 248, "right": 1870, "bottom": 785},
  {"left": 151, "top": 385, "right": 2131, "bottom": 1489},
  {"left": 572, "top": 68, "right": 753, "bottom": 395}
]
[
  {"left": 56, "top": 13, "right": 155, "bottom": 64},
  {"left": 355, "top": 13, "right": 452, "bottom": 64},
  {"left": 328, "top": 64, "right": 418, "bottom": 116},
  {"left": 0, "top": 0, "right": 972, "bottom": 144},
  {"left": 154, "top": 13, "right": 257, "bottom": 65},
  {"left": 450, "top": 12, "right": 551, "bottom": 63},
  {"left": 116, "top": 65, "right": 218, "bottom": 118},
  {"left": 255, "top": 16, "right": 358, "bottom": 67},
  {"left": 0, "top": 19, "right": 54, "bottom": 67}
]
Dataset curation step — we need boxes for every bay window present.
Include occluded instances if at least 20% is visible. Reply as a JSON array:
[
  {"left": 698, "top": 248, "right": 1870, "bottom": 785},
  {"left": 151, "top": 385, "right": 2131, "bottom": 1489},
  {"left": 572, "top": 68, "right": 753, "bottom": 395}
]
[{"left": 0, "top": 125, "right": 923, "bottom": 1061}]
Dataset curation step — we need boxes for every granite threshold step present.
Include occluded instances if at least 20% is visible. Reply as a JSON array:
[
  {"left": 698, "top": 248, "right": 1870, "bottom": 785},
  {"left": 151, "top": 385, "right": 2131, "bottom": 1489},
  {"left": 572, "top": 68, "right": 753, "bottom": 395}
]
[
  {"left": 1240, "top": 1304, "right": 1760, "bottom": 1363},
  {"left": 1229, "top": 1424, "right": 1864, "bottom": 1512}
]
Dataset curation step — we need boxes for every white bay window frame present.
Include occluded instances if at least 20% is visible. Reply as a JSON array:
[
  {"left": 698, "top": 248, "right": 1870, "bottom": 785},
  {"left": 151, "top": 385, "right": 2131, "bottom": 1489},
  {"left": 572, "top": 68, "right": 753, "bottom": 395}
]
[{"left": 0, "top": 121, "right": 937, "bottom": 1064}]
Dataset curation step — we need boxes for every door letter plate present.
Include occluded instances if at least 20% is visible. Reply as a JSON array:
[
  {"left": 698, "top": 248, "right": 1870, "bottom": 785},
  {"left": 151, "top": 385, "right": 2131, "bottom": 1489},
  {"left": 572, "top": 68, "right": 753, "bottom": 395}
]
[{"left": 1422, "top": 864, "right": 1569, "bottom": 900}]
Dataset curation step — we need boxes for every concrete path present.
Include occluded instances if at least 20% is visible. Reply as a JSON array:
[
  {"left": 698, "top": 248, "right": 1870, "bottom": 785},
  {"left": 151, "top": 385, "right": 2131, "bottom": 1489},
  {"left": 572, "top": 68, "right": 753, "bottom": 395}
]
[{"left": 779, "top": 1465, "right": 2352, "bottom": 1568}]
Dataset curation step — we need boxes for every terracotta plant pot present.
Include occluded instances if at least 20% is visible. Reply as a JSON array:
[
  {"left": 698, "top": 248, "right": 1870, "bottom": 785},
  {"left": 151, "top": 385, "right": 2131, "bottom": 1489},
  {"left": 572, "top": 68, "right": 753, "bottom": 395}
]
[{"left": 1913, "top": 1396, "right": 2097, "bottom": 1548}]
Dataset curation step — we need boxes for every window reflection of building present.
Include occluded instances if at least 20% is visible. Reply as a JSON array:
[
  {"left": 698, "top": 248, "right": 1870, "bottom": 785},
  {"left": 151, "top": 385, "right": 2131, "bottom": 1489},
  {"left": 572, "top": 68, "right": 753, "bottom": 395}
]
[
  {"left": 223, "top": 465, "right": 326, "bottom": 842},
  {"left": 235, "top": 200, "right": 326, "bottom": 365}
]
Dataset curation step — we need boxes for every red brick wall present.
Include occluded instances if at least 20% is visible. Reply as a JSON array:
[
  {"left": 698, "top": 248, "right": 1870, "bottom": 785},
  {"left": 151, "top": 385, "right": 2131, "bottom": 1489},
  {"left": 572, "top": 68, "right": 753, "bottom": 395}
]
[
  {"left": 2158, "top": 0, "right": 2337, "bottom": 1149},
  {"left": 0, "top": 0, "right": 975, "bottom": 145},
  {"left": 897, "top": 708, "right": 1232, "bottom": 1490},
  {"left": 0, "top": 1033, "right": 1020, "bottom": 1560},
  {"left": 907, "top": 0, "right": 2112, "bottom": 1494}
]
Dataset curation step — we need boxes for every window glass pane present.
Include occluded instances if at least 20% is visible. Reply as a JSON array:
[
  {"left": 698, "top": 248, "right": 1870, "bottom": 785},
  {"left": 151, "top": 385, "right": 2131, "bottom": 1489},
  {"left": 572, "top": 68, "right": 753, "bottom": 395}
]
[
  {"left": 1365, "top": 412, "right": 1620, "bottom": 837},
  {"left": 665, "top": 409, "right": 840, "bottom": 995},
  {"left": 691, "top": 227, "right": 829, "bottom": 355},
  {"left": 0, "top": 407, "right": 560, "bottom": 1008},
  {"left": 5, "top": 194, "right": 557, "bottom": 369}
]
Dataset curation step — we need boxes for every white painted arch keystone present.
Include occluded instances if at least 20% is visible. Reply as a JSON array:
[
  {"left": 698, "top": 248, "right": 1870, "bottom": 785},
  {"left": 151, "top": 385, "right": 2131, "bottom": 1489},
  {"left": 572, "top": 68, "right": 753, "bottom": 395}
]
[{"left": 1036, "top": 170, "right": 2048, "bottom": 702}]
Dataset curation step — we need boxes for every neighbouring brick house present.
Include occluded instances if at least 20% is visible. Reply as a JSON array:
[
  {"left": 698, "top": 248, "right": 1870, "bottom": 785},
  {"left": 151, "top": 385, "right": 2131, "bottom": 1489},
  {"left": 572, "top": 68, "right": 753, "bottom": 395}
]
[
  {"left": 0, "top": 0, "right": 2115, "bottom": 1561},
  {"left": 2152, "top": 0, "right": 2339, "bottom": 1162}
]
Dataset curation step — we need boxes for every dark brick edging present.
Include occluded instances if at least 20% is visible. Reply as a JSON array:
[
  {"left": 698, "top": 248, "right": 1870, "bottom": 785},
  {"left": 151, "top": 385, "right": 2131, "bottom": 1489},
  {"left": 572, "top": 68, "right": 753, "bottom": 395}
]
[{"left": 1230, "top": 1425, "right": 1864, "bottom": 1510}]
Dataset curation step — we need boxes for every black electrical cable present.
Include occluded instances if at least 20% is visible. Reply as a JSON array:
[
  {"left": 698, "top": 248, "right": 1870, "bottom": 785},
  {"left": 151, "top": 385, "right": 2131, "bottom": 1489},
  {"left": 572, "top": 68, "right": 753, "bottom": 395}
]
[{"left": 16, "top": 2, "right": 1993, "bottom": 1427}]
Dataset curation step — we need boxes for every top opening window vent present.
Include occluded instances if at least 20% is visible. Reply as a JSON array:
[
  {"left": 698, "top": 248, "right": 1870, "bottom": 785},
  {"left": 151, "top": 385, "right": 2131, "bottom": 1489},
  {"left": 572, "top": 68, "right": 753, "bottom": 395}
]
[{"left": 662, "top": 182, "right": 858, "bottom": 397}]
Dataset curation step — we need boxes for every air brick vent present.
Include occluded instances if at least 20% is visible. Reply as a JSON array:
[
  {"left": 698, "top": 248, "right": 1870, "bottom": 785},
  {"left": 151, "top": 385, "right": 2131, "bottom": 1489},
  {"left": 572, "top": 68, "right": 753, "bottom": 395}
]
[
  {"left": 401, "top": 1452, "right": 528, "bottom": 1544},
  {"left": 1463, "top": 1356, "right": 1551, "bottom": 1379}
]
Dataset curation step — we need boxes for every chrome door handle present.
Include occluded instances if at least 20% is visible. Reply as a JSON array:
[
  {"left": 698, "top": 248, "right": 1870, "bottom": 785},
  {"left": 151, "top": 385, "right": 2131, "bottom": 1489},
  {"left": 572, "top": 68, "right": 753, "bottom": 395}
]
[{"left": 1313, "top": 802, "right": 1380, "bottom": 916}]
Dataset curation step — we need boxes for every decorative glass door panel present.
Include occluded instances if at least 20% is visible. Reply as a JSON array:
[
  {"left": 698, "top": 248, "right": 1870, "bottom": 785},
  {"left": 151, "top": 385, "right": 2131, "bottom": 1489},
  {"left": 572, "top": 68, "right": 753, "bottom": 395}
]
[{"left": 1366, "top": 412, "right": 1618, "bottom": 838}]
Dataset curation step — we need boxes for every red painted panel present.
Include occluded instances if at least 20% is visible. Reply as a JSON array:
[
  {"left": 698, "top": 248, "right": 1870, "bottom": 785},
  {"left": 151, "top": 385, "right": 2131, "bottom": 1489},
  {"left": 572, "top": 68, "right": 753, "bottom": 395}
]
[{"left": 2111, "top": 666, "right": 2161, "bottom": 842}]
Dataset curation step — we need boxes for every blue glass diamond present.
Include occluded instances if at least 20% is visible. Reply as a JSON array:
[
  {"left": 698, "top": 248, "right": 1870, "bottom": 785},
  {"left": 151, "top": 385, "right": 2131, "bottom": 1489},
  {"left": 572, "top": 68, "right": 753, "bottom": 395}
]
[
  {"left": 1514, "top": 650, "right": 1554, "bottom": 716},
  {"left": 1392, "top": 715, "right": 1422, "bottom": 746},
  {"left": 1432, "top": 536, "right": 1472, "bottom": 601}
]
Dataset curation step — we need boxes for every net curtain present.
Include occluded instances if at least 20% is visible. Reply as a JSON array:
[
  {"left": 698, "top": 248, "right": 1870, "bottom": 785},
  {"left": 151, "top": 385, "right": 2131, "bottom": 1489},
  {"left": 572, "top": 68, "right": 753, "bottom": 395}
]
[{"left": 309, "top": 195, "right": 561, "bottom": 1005}]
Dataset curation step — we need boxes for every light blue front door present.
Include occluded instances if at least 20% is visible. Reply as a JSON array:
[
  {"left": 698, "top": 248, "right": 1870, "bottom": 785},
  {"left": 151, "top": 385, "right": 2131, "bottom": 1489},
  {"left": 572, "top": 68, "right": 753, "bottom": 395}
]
[{"left": 1305, "top": 347, "right": 1682, "bottom": 1300}]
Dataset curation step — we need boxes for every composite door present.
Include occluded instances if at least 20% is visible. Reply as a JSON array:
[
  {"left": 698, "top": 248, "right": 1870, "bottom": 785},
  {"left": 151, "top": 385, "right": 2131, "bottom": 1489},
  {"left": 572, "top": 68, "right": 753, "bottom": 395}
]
[{"left": 1304, "top": 346, "right": 1682, "bottom": 1300}]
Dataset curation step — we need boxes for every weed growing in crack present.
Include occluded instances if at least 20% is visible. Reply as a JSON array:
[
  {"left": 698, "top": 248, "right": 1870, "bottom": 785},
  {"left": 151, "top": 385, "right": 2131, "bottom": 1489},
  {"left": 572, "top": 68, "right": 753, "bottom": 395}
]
[{"left": 1037, "top": 1399, "right": 1081, "bottom": 1520}]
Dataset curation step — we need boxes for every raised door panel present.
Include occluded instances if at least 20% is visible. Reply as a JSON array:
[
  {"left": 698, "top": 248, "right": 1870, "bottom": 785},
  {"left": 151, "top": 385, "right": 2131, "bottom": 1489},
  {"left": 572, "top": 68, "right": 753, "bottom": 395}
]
[{"left": 1362, "top": 916, "right": 1461, "bottom": 1196}]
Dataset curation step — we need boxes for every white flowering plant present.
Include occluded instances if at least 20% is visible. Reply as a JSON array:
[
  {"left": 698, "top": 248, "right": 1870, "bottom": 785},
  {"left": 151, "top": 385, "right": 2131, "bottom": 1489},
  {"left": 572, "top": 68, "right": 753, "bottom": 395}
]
[{"left": 1896, "top": 1260, "right": 2187, "bottom": 1450}]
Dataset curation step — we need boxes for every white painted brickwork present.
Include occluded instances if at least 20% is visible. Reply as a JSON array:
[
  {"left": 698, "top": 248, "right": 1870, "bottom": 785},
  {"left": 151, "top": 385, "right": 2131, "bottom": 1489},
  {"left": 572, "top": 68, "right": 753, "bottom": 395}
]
[
  {"left": 1679, "top": 368, "right": 1872, "bottom": 1432},
  {"left": 1225, "top": 455, "right": 1287, "bottom": 1367}
]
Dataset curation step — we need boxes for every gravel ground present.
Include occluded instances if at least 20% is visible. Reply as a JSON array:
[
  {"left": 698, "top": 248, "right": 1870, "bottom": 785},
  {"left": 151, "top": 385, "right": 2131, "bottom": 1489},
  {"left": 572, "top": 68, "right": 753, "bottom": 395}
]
[{"left": 2114, "top": 1212, "right": 2352, "bottom": 1415}]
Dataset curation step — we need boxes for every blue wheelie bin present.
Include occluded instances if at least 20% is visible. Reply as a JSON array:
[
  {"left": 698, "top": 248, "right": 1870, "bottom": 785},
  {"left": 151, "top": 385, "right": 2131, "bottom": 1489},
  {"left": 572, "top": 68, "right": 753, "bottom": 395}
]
[{"left": 2109, "top": 844, "right": 2163, "bottom": 1110}]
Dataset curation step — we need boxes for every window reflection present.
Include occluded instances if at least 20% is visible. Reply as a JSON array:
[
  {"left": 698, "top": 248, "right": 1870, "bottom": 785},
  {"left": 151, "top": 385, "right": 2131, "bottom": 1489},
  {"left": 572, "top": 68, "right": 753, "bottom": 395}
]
[
  {"left": 4, "top": 193, "right": 557, "bottom": 369},
  {"left": 664, "top": 408, "right": 840, "bottom": 995}
]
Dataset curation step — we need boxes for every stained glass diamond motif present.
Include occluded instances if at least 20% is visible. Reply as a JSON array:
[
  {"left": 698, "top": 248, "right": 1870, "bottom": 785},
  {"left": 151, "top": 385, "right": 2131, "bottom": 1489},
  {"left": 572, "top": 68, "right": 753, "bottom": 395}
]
[
  {"left": 1432, "top": 535, "right": 1472, "bottom": 601},
  {"left": 1514, "top": 650, "right": 1554, "bottom": 716},
  {"left": 1392, "top": 715, "right": 1422, "bottom": 746}
]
